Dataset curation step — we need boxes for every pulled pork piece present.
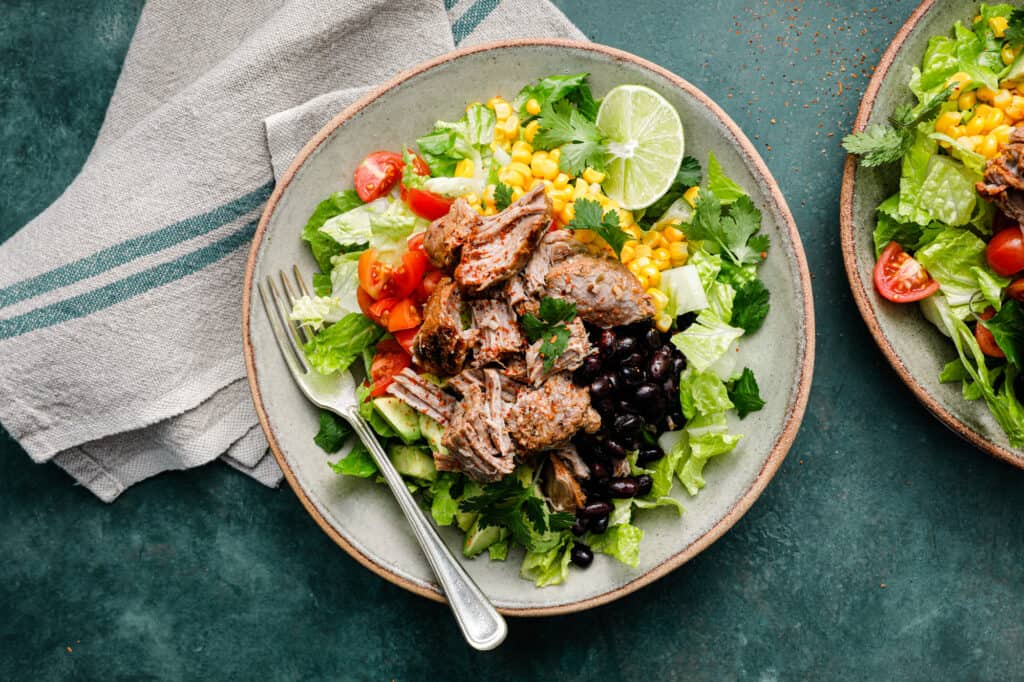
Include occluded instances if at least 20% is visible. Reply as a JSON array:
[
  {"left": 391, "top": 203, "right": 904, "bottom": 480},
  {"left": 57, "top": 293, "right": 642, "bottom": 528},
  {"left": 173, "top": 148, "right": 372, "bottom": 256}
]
[
  {"left": 442, "top": 369, "right": 516, "bottom": 482},
  {"left": 552, "top": 444, "right": 590, "bottom": 480},
  {"left": 413, "top": 277, "right": 475, "bottom": 376},
  {"left": 506, "top": 373, "right": 601, "bottom": 452},
  {"left": 455, "top": 185, "right": 551, "bottom": 292},
  {"left": 977, "top": 128, "right": 1024, "bottom": 223},
  {"left": 544, "top": 455, "right": 586, "bottom": 513},
  {"left": 433, "top": 453, "right": 463, "bottom": 473},
  {"left": 545, "top": 254, "right": 655, "bottom": 328},
  {"left": 525, "top": 317, "right": 594, "bottom": 385},
  {"left": 386, "top": 368, "right": 457, "bottom": 425},
  {"left": 468, "top": 298, "right": 525, "bottom": 366},
  {"left": 612, "top": 457, "right": 631, "bottom": 478},
  {"left": 424, "top": 198, "right": 480, "bottom": 272},
  {"left": 448, "top": 367, "right": 523, "bottom": 403},
  {"left": 504, "top": 275, "right": 537, "bottom": 317},
  {"left": 522, "top": 228, "right": 580, "bottom": 296}
]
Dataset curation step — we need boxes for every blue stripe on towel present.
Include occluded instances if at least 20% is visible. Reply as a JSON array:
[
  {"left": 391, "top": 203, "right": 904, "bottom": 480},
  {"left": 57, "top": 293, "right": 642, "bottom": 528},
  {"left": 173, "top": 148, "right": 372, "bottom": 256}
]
[{"left": 451, "top": 0, "right": 500, "bottom": 44}]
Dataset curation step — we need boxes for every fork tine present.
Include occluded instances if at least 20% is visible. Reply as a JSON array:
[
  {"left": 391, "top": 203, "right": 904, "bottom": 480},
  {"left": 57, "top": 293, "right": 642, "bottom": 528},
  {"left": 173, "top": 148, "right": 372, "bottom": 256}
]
[
  {"left": 266, "top": 276, "right": 311, "bottom": 371},
  {"left": 293, "top": 264, "right": 313, "bottom": 298},
  {"left": 278, "top": 270, "right": 312, "bottom": 345},
  {"left": 258, "top": 281, "right": 309, "bottom": 376}
]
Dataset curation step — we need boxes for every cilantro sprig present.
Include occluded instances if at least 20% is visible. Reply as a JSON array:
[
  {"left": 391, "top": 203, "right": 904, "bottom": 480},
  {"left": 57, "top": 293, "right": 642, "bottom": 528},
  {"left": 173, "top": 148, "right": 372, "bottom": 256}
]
[
  {"left": 566, "top": 197, "right": 631, "bottom": 257},
  {"left": 683, "top": 190, "right": 768, "bottom": 266},
  {"left": 841, "top": 83, "right": 955, "bottom": 166},
  {"left": 732, "top": 279, "right": 771, "bottom": 334},
  {"left": 522, "top": 297, "right": 577, "bottom": 371},
  {"left": 533, "top": 100, "right": 606, "bottom": 175},
  {"left": 460, "top": 476, "right": 574, "bottom": 548},
  {"left": 494, "top": 181, "right": 514, "bottom": 211},
  {"left": 727, "top": 368, "right": 765, "bottom": 419},
  {"left": 1006, "top": 9, "right": 1024, "bottom": 45}
]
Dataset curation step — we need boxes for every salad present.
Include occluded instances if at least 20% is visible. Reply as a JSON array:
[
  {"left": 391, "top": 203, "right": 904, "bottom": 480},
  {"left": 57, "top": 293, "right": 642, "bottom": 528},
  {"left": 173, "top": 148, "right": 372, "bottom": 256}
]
[
  {"left": 290, "top": 73, "right": 771, "bottom": 586},
  {"left": 844, "top": 5, "right": 1024, "bottom": 447}
]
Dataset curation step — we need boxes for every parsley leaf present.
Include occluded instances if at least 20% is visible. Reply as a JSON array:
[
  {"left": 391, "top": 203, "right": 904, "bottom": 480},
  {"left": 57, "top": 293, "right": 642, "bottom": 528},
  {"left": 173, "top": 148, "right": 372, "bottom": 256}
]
[
  {"left": 313, "top": 410, "right": 352, "bottom": 453},
  {"left": 1008, "top": 8, "right": 1024, "bottom": 45},
  {"left": 566, "top": 197, "right": 630, "bottom": 256},
  {"left": 460, "top": 476, "right": 563, "bottom": 549},
  {"left": 533, "top": 100, "right": 606, "bottom": 175},
  {"left": 842, "top": 84, "right": 954, "bottom": 167},
  {"left": 731, "top": 279, "right": 771, "bottom": 334},
  {"left": 494, "top": 181, "right": 514, "bottom": 211},
  {"left": 522, "top": 297, "right": 578, "bottom": 371},
  {"left": 683, "top": 190, "right": 767, "bottom": 266},
  {"left": 728, "top": 368, "right": 766, "bottom": 418}
]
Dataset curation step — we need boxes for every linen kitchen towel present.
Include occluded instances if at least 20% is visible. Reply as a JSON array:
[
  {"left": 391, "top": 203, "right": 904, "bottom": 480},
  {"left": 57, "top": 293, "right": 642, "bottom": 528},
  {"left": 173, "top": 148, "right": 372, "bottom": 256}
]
[{"left": 0, "top": 0, "right": 583, "bottom": 501}]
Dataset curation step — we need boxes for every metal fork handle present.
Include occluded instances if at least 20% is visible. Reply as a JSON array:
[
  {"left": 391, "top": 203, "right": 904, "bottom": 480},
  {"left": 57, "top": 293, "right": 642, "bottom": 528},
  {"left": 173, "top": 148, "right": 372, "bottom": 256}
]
[{"left": 345, "top": 410, "right": 508, "bottom": 651}]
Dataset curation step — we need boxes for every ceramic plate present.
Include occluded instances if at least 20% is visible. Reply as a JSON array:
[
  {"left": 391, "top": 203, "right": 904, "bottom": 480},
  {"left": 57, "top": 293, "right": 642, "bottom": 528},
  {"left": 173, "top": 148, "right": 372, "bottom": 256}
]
[
  {"left": 840, "top": 2, "right": 1024, "bottom": 468},
  {"left": 243, "top": 40, "right": 815, "bottom": 615}
]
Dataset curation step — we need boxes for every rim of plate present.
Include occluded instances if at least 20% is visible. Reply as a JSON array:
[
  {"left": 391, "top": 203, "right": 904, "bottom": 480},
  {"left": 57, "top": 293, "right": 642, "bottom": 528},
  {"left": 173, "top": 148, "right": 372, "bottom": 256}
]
[
  {"left": 839, "top": 0, "right": 1024, "bottom": 469},
  {"left": 243, "top": 38, "right": 816, "bottom": 616}
]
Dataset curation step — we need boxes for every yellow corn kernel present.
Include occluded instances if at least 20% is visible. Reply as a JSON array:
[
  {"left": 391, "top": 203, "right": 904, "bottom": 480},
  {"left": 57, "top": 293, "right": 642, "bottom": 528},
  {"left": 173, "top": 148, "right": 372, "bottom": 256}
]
[
  {"left": 655, "top": 313, "right": 673, "bottom": 333},
  {"left": 487, "top": 96, "right": 503, "bottom": 109},
  {"left": 525, "top": 98, "right": 541, "bottom": 116},
  {"left": 684, "top": 186, "right": 701, "bottom": 207},
  {"left": 574, "top": 229, "right": 596, "bottom": 244},
  {"left": 618, "top": 209, "right": 635, "bottom": 226},
  {"left": 653, "top": 246, "right": 671, "bottom": 263},
  {"left": 966, "top": 114, "right": 987, "bottom": 136},
  {"left": 662, "top": 225, "right": 685, "bottom": 243},
  {"left": 464, "top": 193, "right": 480, "bottom": 206},
  {"left": 454, "top": 159, "right": 475, "bottom": 178},
  {"left": 1004, "top": 44, "right": 1020, "bottom": 66},
  {"left": 986, "top": 107, "right": 1006, "bottom": 129},
  {"left": 628, "top": 256, "right": 651, "bottom": 274},
  {"left": 994, "top": 89, "right": 1013, "bottom": 110},
  {"left": 549, "top": 148, "right": 561, "bottom": 162},
  {"left": 640, "top": 230, "right": 663, "bottom": 247},
  {"left": 523, "top": 120, "right": 540, "bottom": 143},
  {"left": 623, "top": 225, "right": 641, "bottom": 239},
  {"left": 551, "top": 197, "right": 566, "bottom": 214},
  {"left": 482, "top": 206, "right": 497, "bottom": 216},
  {"left": 573, "top": 178, "right": 589, "bottom": 199},
  {"left": 642, "top": 266, "right": 661, "bottom": 287},
  {"left": 978, "top": 86, "right": 998, "bottom": 103},
  {"left": 527, "top": 177, "right": 545, "bottom": 191},
  {"left": 620, "top": 244, "right": 636, "bottom": 263},
  {"left": 946, "top": 71, "right": 972, "bottom": 97},
  {"left": 958, "top": 91, "right": 977, "bottom": 110},
  {"left": 511, "top": 148, "right": 532, "bottom": 165},
  {"left": 669, "top": 241, "right": 688, "bottom": 264},
  {"left": 991, "top": 15, "right": 1009, "bottom": 38},
  {"left": 634, "top": 274, "right": 649, "bottom": 290},
  {"left": 935, "top": 111, "right": 962, "bottom": 135},
  {"left": 531, "top": 156, "right": 559, "bottom": 180},
  {"left": 647, "top": 288, "right": 669, "bottom": 310},
  {"left": 553, "top": 173, "right": 570, "bottom": 189},
  {"left": 507, "top": 161, "right": 532, "bottom": 179},
  {"left": 501, "top": 115, "right": 520, "bottom": 137},
  {"left": 560, "top": 203, "right": 575, "bottom": 223},
  {"left": 549, "top": 188, "right": 573, "bottom": 204},
  {"left": 950, "top": 125, "right": 967, "bottom": 139},
  {"left": 633, "top": 244, "right": 653, "bottom": 261},
  {"left": 589, "top": 182, "right": 603, "bottom": 196},
  {"left": 980, "top": 134, "right": 1000, "bottom": 158},
  {"left": 994, "top": 124, "right": 1013, "bottom": 145},
  {"left": 494, "top": 101, "right": 512, "bottom": 120},
  {"left": 511, "top": 140, "right": 533, "bottom": 155},
  {"left": 500, "top": 169, "right": 526, "bottom": 188},
  {"left": 582, "top": 168, "right": 606, "bottom": 184}
]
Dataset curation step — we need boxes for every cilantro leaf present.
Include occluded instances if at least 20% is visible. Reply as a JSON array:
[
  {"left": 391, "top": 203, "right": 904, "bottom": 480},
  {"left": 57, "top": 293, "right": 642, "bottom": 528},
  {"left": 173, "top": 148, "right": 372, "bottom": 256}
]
[
  {"left": 460, "top": 476, "right": 562, "bottom": 549},
  {"left": 982, "top": 300, "right": 1024, "bottom": 367},
  {"left": 727, "top": 368, "right": 766, "bottom": 418},
  {"left": 313, "top": 410, "right": 352, "bottom": 453},
  {"left": 494, "top": 181, "right": 514, "bottom": 211},
  {"left": 521, "top": 297, "right": 578, "bottom": 371},
  {"left": 675, "top": 155, "right": 703, "bottom": 187},
  {"left": 566, "top": 197, "right": 630, "bottom": 256},
  {"left": 731, "top": 279, "right": 771, "bottom": 334},
  {"left": 890, "top": 84, "right": 955, "bottom": 128},
  {"left": 683, "top": 190, "right": 767, "bottom": 267},
  {"left": 533, "top": 100, "right": 606, "bottom": 175},
  {"left": 723, "top": 196, "right": 765, "bottom": 265},
  {"left": 1008, "top": 8, "right": 1024, "bottom": 45},
  {"left": 842, "top": 125, "right": 912, "bottom": 167},
  {"left": 329, "top": 442, "right": 378, "bottom": 478}
]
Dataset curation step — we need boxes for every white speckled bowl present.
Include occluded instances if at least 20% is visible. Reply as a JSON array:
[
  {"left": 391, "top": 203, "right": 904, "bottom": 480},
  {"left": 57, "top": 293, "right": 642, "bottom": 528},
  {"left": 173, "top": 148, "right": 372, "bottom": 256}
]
[
  {"left": 243, "top": 40, "right": 815, "bottom": 615},
  {"left": 841, "top": 1, "right": 1024, "bottom": 468}
]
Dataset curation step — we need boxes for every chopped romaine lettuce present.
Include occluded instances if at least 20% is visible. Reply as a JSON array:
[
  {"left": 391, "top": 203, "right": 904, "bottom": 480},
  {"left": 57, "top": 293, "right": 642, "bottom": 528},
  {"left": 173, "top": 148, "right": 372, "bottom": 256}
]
[
  {"left": 660, "top": 264, "right": 708, "bottom": 317},
  {"left": 916, "top": 228, "right": 1007, "bottom": 314},
  {"left": 588, "top": 524, "right": 643, "bottom": 568},
  {"left": 302, "top": 190, "right": 365, "bottom": 271},
  {"left": 422, "top": 176, "right": 486, "bottom": 198},
  {"left": 303, "top": 313, "right": 384, "bottom": 375},
  {"left": 670, "top": 310, "right": 744, "bottom": 374},
  {"left": 319, "top": 197, "right": 388, "bottom": 247},
  {"left": 289, "top": 295, "right": 349, "bottom": 332},
  {"left": 676, "top": 412, "right": 742, "bottom": 495},
  {"left": 678, "top": 368, "right": 734, "bottom": 420},
  {"left": 520, "top": 535, "right": 573, "bottom": 587}
]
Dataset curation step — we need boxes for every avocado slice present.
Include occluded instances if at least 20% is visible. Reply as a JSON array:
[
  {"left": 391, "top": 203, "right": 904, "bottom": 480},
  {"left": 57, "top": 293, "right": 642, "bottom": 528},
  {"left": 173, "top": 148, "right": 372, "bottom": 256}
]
[
  {"left": 463, "top": 517, "right": 508, "bottom": 558},
  {"left": 387, "top": 444, "right": 436, "bottom": 482},
  {"left": 418, "top": 414, "right": 448, "bottom": 455},
  {"left": 372, "top": 397, "right": 421, "bottom": 444}
]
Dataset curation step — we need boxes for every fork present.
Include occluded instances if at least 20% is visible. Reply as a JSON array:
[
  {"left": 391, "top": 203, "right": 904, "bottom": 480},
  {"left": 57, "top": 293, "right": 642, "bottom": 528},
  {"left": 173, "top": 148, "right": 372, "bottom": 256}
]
[{"left": 258, "top": 266, "right": 508, "bottom": 652}]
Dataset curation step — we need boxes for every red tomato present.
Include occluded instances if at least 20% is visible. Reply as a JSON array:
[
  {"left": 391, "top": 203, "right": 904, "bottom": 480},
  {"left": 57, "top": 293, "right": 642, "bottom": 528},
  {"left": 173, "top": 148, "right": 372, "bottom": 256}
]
[
  {"left": 354, "top": 151, "right": 404, "bottom": 202},
  {"left": 986, "top": 226, "right": 1024, "bottom": 277},
  {"left": 407, "top": 231, "right": 426, "bottom": 254},
  {"left": 392, "top": 327, "right": 419, "bottom": 355},
  {"left": 386, "top": 298, "right": 422, "bottom": 332},
  {"left": 365, "top": 296, "right": 399, "bottom": 328},
  {"left": 358, "top": 246, "right": 430, "bottom": 301},
  {"left": 873, "top": 241, "right": 940, "bottom": 303},
  {"left": 415, "top": 269, "right": 444, "bottom": 302},
  {"left": 405, "top": 187, "right": 453, "bottom": 221},
  {"left": 976, "top": 307, "right": 1005, "bottom": 359},
  {"left": 369, "top": 340, "right": 411, "bottom": 397}
]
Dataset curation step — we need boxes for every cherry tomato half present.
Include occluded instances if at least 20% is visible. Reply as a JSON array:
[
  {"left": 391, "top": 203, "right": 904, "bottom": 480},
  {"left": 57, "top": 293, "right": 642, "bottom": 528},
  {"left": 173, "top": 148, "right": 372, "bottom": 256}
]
[
  {"left": 386, "top": 298, "right": 423, "bottom": 332},
  {"left": 369, "top": 339, "right": 412, "bottom": 397},
  {"left": 415, "top": 269, "right": 444, "bottom": 303},
  {"left": 986, "top": 226, "right": 1024, "bottom": 277},
  {"left": 1006, "top": 278, "right": 1024, "bottom": 303},
  {"left": 392, "top": 327, "right": 419, "bottom": 355},
  {"left": 354, "top": 151, "right": 404, "bottom": 203},
  {"left": 405, "top": 187, "right": 454, "bottom": 221},
  {"left": 358, "top": 247, "right": 429, "bottom": 301},
  {"left": 873, "top": 241, "right": 940, "bottom": 303},
  {"left": 976, "top": 307, "right": 1005, "bottom": 359}
]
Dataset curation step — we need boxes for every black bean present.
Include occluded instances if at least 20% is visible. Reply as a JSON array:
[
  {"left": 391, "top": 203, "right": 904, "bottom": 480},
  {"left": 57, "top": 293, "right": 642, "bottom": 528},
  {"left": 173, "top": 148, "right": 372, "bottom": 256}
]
[
  {"left": 671, "top": 356, "right": 686, "bottom": 376},
  {"left": 662, "top": 379, "right": 678, "bottom": 397},
  {"left": 676, "top": 312, "right": 697, "bottom": 329},
  {"left": 619, "top": 366, "right": 643, "bottom": 386},
  {"left": 571, "top": 542, "right": 594, "bottom": 568},
  {"left": 598, "top": 329, "right": 617, "bottom": 358},
  {"left": 642, "top": 327, "right": 662, "bottom": 349},
  {"left": 579, "top": 501, "right": 613, "bottom": 518},
  {"left": 614, "top": 336, "right": 637, "bottom": 358},
  {"left": 648, "top": 351, "right": 671, "bottom": 381},
  {"left": 635, "top": 382, "right": 660, "bottom": 405},
  {"left": 613, "top": 413, "right": 642, "bottom": 433},
  {"left": 589, "top": 374, "right": 617, "bottom": 399},
  {"left": 636, "top": 474, "right": 654, "bottom": 497},
  {"left": 621, "top": 352, "right": 644, "bottom": 369},
  {"left": 589, "top": 514, "right": 609, "bottom": 534},
  {"left": 595, "top": 399, "right": 617, "bottom": 417},
  {"left": 575, "top": 355, "right": 603, "bottom": 383},
  {"left": 619, "top": 433, "right": 641, "bottom": 451},
  {"left": 637, "top": 445, "right": 664, "bottom": 465},
  {"left": 570, "top": 519, "right": 588, "bottom": 536},
  {"left": 607, "top": 477, "right": 639, "bottom": 498},
  {"left": 616, "top": 399, "right": 639, "bottom": 415},
  {"left": 589, "top": 461, "right": 610, "bottom": 481},
  {"left": 602, "top": 438, "right": 627, "bottom": 460}
]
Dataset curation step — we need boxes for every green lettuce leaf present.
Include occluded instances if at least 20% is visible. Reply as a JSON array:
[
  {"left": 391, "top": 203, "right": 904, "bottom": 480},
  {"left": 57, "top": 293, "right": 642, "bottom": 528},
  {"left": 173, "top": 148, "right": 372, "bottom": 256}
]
[
  {"left": 318, "top": 197, "right": 388, "bottom": 248},
  {"left": 670, "top": 310, "right": 744, "bottom": 375},
  {"left": 417, "top": 103, "right": 496, "bottom": 179},
  {"left": 302, "top": 190, "right": 365, "bottom": 271},
  {"left": 304, "top": 313, "right": 384, "bottom": 375},
  {"left": 705, "top": 280, "right": 736, "bottom": 323},
  {"left": 915, "top": 228, "right": 1006, "bottom": 313},
  {"left": 688, "top": 247, "right": 722, "bottom": 291},
  {"left": 706, "top": 152, "right": 745, "bottom": 204},
  {"left": 520, "top": 535, "right": 574, "bottom": 587},
  {"left": 660, "top": 264, "right": 708, "bottom": 318},
  {"left": 678, "top": 368, "right": 734, "bottom": 420},
  {"left": 897, "top": 127, "right": 938, "bottom": 225},
  {"left": 330, "top": 442, "right": 378, "bottom": 478},
  {"left": 428, "top": 474, "right": 460, "bottom": 527},
  {"left": 873, "top": 194, "right": 943, "bottom": 256},
  {"left": 676, "top": 413, "right": 742, "bottom": 495},
  {"left": 914, "top": 155, "right": 978, "bottom": 226},
  {"left": 588, "top": 524, "right": 643, "bottom": 568}
]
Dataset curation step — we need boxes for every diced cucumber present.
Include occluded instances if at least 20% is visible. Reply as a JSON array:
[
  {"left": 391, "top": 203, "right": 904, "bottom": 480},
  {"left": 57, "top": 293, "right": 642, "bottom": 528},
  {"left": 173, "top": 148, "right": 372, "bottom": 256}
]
[
  {"left": 455, "top": 511, "right": 477, "bottom": 532},
  {"left": 387, "top": 444, "right": 436, "bottom": 482},
  {"left": 372, "top": 397, "right": 421, "bottom": 444},
  {"left": 463, "top": 517, "right": 508, "bottom": 558},
  {"left": 419, "top": 413, "right": 448, "bottom": 455}
]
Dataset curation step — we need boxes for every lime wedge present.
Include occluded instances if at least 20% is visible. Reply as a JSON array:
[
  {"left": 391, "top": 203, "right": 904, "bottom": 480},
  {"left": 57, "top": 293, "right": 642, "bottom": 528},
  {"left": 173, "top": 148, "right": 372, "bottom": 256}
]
[{"left": 596, "top": 85, "right": 685, "bottom": 210}]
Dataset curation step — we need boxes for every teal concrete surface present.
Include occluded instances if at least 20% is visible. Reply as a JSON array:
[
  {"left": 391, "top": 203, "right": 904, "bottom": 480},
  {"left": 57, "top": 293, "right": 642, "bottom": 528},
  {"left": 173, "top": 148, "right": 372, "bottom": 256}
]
[{"left": 2, "top": 1, "right": 1022, "bottom": 679}]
